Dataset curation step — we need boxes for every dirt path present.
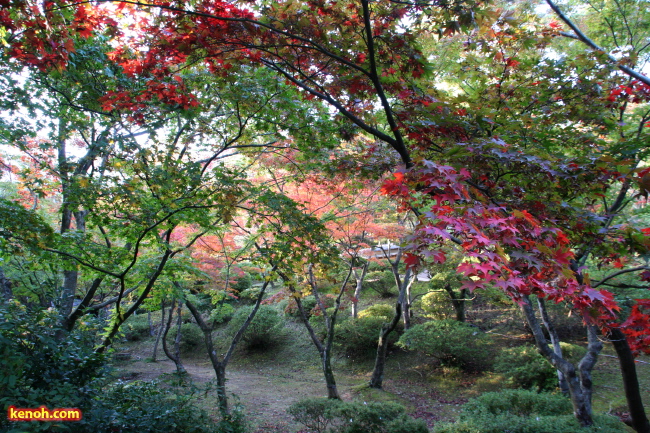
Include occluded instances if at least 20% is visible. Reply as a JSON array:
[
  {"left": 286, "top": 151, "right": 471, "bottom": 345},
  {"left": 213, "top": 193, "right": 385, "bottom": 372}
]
[{"left": 115, "top": 356, "right": 358, "bottom": 432}]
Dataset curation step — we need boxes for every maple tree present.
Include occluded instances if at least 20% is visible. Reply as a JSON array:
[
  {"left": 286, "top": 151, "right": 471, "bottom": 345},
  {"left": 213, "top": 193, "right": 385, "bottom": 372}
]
[{"left": 2, "top": 0, "right": 650, "bottom": 428}]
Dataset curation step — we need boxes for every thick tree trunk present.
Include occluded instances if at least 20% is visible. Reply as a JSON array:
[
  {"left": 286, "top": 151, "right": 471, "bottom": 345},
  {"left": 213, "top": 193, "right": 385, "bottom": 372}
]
[
  {"left": 402, "top": 278, "right": 412, "bottom": 330},
  {"left": 520, "top": 296, "right": 601, "bottom": 427},
  {"left": 609, "top": 328, "right": 650, "bottom": 433},
  {"left": 320, "top": 343, "right": 340, "bottom": 399},
  {"left": 444, "top": 284, "right": 467, "bottom": 322}
]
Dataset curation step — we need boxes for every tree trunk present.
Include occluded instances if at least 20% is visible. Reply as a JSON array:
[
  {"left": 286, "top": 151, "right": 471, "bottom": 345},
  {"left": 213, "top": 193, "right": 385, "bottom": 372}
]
[
  {"left": 184, "top": 270, "right": 276, "bottom": 415},
  {"left": 369, "top": 267, "right": 411, "bottom": 389},
  {"left": 609, "top": 328, "right": 650, "bottom": 433},
  {"left": 151, "top": 301, "right": 166, "bottom": 362},
  {"left": 444, "top": 284, "right": 466, "bottom": 322},
  {"left": 162, "top": 300, "right": 186, "bottom": 375},
  {"left": 351, "top": 262, "right": 369, "bottom": 319},
  {"left": 537, "top": 298, "right": 569, "bottom": 394},
  {"left": 520, "top": 296, "right": 601, "bottom": 427},
  {"left": 281, "top": 265, "right": 350, "bottom": 400},
  {"left": 402, "top": 275, "right": 412, "bottom": 330},
  {"left": 369, "top": 309, "right": 401, "bottom": 389}
]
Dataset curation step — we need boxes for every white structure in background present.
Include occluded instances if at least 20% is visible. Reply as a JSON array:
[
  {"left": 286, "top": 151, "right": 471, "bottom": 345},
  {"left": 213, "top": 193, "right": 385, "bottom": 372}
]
[{"left": 359, "top": 242, "right": 431, "bottom": 282}]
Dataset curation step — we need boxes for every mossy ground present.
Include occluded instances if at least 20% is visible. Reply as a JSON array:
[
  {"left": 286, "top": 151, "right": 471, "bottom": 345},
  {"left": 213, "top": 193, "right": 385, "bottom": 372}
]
[{"left": 111, "top": 293, "right": 647, "bottom": 432}]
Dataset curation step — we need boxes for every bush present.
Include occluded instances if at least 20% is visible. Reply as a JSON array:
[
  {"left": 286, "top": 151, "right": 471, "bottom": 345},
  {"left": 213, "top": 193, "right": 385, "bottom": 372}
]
[
  {"left": 238, "top": 286, "right": 265, "bottom": 303},
  {"left": 287, "top": 398, "right": 428, "bottom": 433},
  {"left": 86, "top": 380, "right": 219, "bottom": 433},
  {"left": 334, "top": 316, "right": 400, "bottom": 357},
  {"left": 418, "top": 291, "right": 456, "bottom": 320},
  {"left": 210, "top": 303, "right": 235, "bottom": 325},
  {"left": 285, "top": 295, "right": 318, "bottom": 318},
  {"left": 493, "top": 343, "right": 587, "bottom": 391},
  {"left": 123, "top": 314, "right": 152, "bottom": 341},
  {"left": 358, "top": 304, "right": 395, "bottom": 319},
  {"left": 397, "top": 319, "right": 493, "bottom": 371},
  {"left": 0, "top": 301, "right": 108, "bottom": 433},
  {"left": 227, "top": 305, "right": 284, "bottom": 349},
  {"left": 166, "top": 323, "right": 204, "bottom": 352},
  {"left": 365, "top": 270, "right": 397, "bottom": 298},
  {"left": 229, "top": 271, "right": 252, "bottom": 294},
  {"left": 433, "top": 389, "right": 626, "bottom": 433}
]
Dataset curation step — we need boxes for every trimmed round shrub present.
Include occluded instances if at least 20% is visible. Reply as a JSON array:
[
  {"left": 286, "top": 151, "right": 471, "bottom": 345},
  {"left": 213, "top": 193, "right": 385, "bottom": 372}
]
[
  {"left": 335, "top": 316, "right": 400, "bottom": 357},
  {"left": 433, "top": 389, "right": 626, "bottom": 433},
  {"left": 358, "top": 303, "right": 395, "bottom": 319},
  {"left": 287, "top": 398, "right": 428, "bottom": 433},
  {"left": 227, "top": 305, "right": 284, "bottom": 349},
  {"left": 397, "top": 319, "right": 493, "bottom": 371},
  {"left": 166, "top": 323, "right": 204, "bottom": 352},
  {"left": 494, "top": 343, "right": 587, "bottom": 391},
  {"left": 419, "top": 290, "right": 456, "bottom": 320}
]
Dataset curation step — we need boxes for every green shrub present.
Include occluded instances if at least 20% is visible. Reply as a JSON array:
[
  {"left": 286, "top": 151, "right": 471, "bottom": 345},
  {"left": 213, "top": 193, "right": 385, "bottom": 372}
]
[
  {"left": 123, "top": 314, "right": 152, "bottom": 341},
  {"left": 334, "top": 316, "right": 400, "bottom": 357},
  {"left": 494, "top": 343, "right": 587, "bottom": 391},
  {"left": 227, "top": 305, "right": 284, "bottom": 349},
  {"left": 418, "top": 291, "right": 456, "bottom": 320},
  {"left": 433, "top": 389, "right": 626, "bottom": 433},
  {"left": 238, "top": 286, "right": 265, "bottom": 303},
  {"left": 493, "top": 345, "right": 557, "bottom": 391},
  {"left": 462, "top": 389, "right": 572, "bottom": 417},
  {"left": 287, "top": 398, "right": 428, "bottom": 433},
  {"left": 397, "top": 319, "right": 493, "bottom": 371},
  {"left": 365, "top": 270, "right": 397, "bottom": 298},
  {"left": 166, "top": 322, "right": 204, "bottom": 352},
  {"left": 86, "top": 380, "right": 219, "bottom": 433},
  {"left": 210, "top": 303, "right": 235, "bottom": 325},
  {"left": 0, "top": 302, "right": 108, "bottom": 433},
  {"left": 358, "top": 304, "right": 395, "bottom": 319}
]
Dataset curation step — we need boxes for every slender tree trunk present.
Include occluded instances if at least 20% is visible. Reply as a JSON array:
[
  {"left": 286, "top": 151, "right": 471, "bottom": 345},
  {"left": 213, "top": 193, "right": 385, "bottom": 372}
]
[
  {"left": 151, "top": 301, "right": 166, "bottom": 362},
  {"left": 521, "top": 297, "right": 602, "bottom": 427},
  {"left": 537, "top": 298, "right": 569, "bottom": 394},
  {"left": 369, "top": 267, "right": 411, "bottom": 389},
  {"left": 184, "top": 270, "right": 277, "bottom": 415},
  {"left": 162, "top": 300, "right": 186, "bottom": 374},
  {"left": 351, "top": 262, "right": 369, "bottom": 319},
  {"left": 281, "top": 265, "right": 351, "bottom": 400},
  {"left": 402, "top": 275, "right": 412, "bottom": 330},
  {"left": 609, "top": 328, "right": 650, "bottom": 433},
  {"left": 148, "top": 311, "right": 154, "bottom": 336}
]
